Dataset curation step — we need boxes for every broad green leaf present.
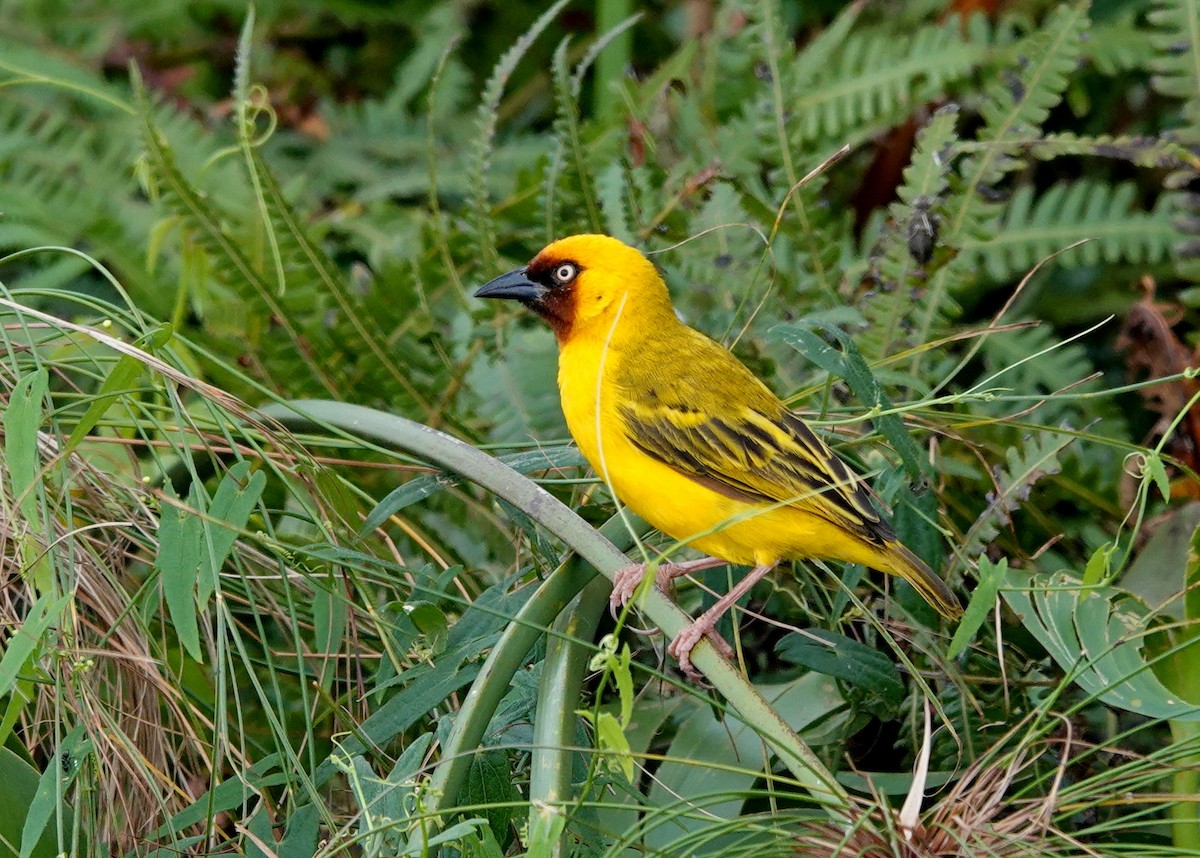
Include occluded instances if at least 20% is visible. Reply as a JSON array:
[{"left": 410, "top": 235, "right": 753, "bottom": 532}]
[
  {"left": 406, "top": 602, "right": 449, "bottom": 656},
  {"left": 1122, "top": 504, "right": 1200, "bottom": 618},
  {"left": 277, "top": 803, "right": 320, "bottom": 858},
  {"left": 461, "top": 750, "right": 519, "bottom": 845},
  {"left": 646, "top": 674, "right": 845, "bottom": 849},
  {"left": 776, "top": 630, "right": 904, "bottom": 716},
  {"left": 243, "top": 801, "right": 275, "bottom": 858},
  {"left": 1003, "top": 569, "right": 1200, "bottom": 720},
  {"left": 155, "top": 487, "right": 204, "bottom": 663},
  {"left": 0, "top": 747, "right": 61, "bottom": 858}
]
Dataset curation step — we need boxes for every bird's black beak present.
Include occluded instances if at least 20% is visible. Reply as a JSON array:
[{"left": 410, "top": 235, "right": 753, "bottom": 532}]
[{"left": 474, "top": 267, "right": 547, "bottom": 303}]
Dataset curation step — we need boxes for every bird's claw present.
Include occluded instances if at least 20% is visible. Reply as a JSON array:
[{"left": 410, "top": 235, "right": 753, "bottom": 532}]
[
  {"left": 668, "top": 623, "right": 734, "bottom": 681},
  {"left": 609, "top": 563, "right": 650, "bottom": 616}
]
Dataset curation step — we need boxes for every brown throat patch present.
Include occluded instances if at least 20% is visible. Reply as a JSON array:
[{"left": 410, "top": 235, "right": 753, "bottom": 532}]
[{"left": 526, "top": 254, "right": 579, "bottom": 342}]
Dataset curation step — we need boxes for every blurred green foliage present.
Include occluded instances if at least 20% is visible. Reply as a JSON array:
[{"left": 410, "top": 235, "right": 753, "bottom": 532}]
[{"left": 3, "top": 0, "right": 1200, "bottom": 855}]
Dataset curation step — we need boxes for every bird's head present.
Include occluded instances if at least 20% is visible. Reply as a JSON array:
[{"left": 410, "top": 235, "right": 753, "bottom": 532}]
[{"left": 475, "top": 234, "right": 672, "bottom": 343}]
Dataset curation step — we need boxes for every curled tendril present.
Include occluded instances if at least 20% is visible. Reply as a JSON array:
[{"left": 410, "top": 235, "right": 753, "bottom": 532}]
[{"left": 1122, "top": 450, "right": 1148, "bottom": 480}]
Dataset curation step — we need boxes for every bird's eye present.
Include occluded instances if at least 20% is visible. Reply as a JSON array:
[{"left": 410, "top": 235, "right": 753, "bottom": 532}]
[{"left": 553, "top": 263, "right": 577, "bottom": 284}]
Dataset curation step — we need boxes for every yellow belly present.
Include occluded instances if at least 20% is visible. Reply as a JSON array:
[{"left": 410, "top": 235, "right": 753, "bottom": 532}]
[{"left": 557, "top": 339, "right": 883, "bottom": 569}]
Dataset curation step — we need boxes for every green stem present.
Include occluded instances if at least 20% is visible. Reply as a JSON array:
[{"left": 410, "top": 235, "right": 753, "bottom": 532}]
[
  {"left": 1170, "top": 720, "right": 1200, "bottom": 851},
  {"left": 593, "top": 0, "right": 632, "bottom": 122},
  {"left": 528, "top": 572, "right": 611, "bottom": 855},
  {"left": 260, "top": 401, "right": 851, "bottom": 841}
]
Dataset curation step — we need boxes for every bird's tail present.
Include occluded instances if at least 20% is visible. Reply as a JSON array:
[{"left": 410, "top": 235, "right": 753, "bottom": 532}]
[{"left": 880, "top": 542, "right": 962, "bottom": 619}]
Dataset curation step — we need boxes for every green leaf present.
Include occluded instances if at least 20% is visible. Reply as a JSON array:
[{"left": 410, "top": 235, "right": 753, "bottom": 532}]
[
  {"left": 0, "top": 592, "right": 71, "bottom": 700},
  {"left": 197, "top": 461, "right": 266, "bottom": 606},
  {"left": 62, "top": 324, "right": 172, "bottom": 455},
  {"left": 776, "top": 630, "right": 904, "bottom": 716},
  {"left": 405, "top": 602, "right": 449, "bottom": 657},
  {"left": 4, "top": 369, "right": 52, "bottom": 593},
  {"left": 461, "top": 750, "right": 519, "bottom": 845},
  {"left": 155, "top": 486, "right": 204, "bottom": 663},
  {"left": 4, "top": 369, "right": 48, "bottom": 525},
  {"left": 1145, "top": 452, "right": 1172, "bottom": 502},
  {"left": 591, "top": 710, "right": 634, "bottom": 784},
  {"left": 1083, "top": 542, "right": 1116, "bottom": 587},
  {"left": 524, "top": 805, "right": 567, "bottom": 858},
  {"left": 1149, "top": 0, "right": 1200, "bottom": 131},
  {"left": 0, "top": 747, "right": 61, "bottom": 858},
  {"left": 948, "top": 556, "right": 1006, "bottom": 658},
  {"left": 1003, "top": 569, "right": 1200, "bottom": 720},
  {"left": 276, "top": 803, "right": 320, "bottom": 858},
  {"left": 20, "top": 726, "right": 83, "bottom": 858},
  {"left": 646, "top": 674, "right": 845, "bottom": 849},
  {"left": 773, "top": 321, "right": 926, "bottom": 478}
]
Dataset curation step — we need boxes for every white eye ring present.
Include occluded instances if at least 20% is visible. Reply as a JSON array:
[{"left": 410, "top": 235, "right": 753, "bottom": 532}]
[{"left": 553, "top": 263, "right": 577, "bottom": 284}]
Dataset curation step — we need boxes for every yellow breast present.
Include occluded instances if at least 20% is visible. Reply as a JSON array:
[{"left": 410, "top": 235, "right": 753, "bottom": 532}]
[{"left": 557, "top": 335, "right": 863, "bottom": 568}]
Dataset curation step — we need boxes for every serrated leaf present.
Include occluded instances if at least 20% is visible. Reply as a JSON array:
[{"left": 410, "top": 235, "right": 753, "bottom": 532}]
[
  {"left": 776, "top": 630, "right": 904, "bottom": 715},
  {"left": 964, "top": 430, "right": 1074, "bottom": 558},
  {"left": 462, "top": 750, "right": 520, "bottom": 844}
]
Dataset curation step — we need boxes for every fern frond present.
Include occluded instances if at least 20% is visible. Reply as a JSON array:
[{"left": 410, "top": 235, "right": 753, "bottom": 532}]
[
  {"left": 595, "top": 161, "right": 634, "bottom": 244},
  {"left": 913, "top": 3, "right": 1089, "bottom": 359},
  {"left": 859, "top": 106, "right": 959, "bottom": 361},
  {"left": 969, "top": 2, "right": 1090, "bottom": 188},
  {"left": 963, "top": 430, "right": 1076, "bottom": 559},
  {"left": 132, "top": 68, "right": 341, "bottom": 397},
  {"left": 1084, "top": 12, "right": 1156, "bottom": 76},
  {"left": 469, "top": 0, "right": 570, "bottom": 270},
  {"left": 549, "top": 35, "right": 600, "bottom": 234},
  {"left": 958, "top": 131, "right": 1200, "bottom": 173},
  {"left": 1148, "top": 0, "right": 1200, "bottom": 134},
  {"left": 966, "top": 181, "right": 1176, "bottom": 281},
  {"left": 789, "top": 18, "right": 987, "bottom": 146}
]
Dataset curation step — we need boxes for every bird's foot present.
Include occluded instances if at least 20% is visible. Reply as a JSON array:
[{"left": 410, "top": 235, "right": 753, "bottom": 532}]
[
  {"left": 609, "top": 556, "right": 727, "bottom": 617},
  {"left": 668, "top": 621, "right": 734, "bottom": 682},
  {"left": 610, "top": 563, "right": 654, "bottom": 614}
]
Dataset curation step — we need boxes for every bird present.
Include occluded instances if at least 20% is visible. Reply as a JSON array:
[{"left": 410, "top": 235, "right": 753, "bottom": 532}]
[{"left": 476, "top": 234, "right": 960, "bottom": 678}]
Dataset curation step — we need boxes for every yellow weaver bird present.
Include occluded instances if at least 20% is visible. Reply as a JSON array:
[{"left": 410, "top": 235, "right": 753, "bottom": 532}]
[{"left": 477, "top": 234, "right": 960, "bottom": 677}]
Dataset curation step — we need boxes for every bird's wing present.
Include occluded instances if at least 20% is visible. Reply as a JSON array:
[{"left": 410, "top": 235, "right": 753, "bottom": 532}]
[{"left": 618, "top": 390, "right": 891, "bottom": 544}]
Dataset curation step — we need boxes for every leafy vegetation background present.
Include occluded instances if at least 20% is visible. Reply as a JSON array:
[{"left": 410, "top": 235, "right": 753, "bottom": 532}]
[{"left": 2, "top": 0, "right": 1200, "bottom": 855}]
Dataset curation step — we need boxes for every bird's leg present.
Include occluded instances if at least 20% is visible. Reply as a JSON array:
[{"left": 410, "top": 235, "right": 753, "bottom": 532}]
[
  {"left": 609, "top": 556, "right": 727, "bottom": 613},
  {"left": 668, "top": 563, "right": 776, "bottom": 680}
]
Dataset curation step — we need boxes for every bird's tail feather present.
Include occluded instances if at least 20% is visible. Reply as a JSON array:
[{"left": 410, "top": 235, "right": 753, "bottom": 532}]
[{"left": 882, "top": 543, "right": 962, "bottom": 619}]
